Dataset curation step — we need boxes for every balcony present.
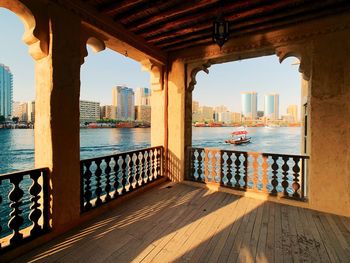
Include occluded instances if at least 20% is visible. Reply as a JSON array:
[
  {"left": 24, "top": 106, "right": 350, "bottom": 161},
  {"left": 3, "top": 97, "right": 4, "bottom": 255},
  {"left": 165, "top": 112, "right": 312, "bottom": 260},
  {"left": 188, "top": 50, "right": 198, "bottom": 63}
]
[
  {"left": 1, "top": 147, "right": 350, "bottom": 262},
  {"left": 9, "top": 182, "right": 350, "bottom": 262}
]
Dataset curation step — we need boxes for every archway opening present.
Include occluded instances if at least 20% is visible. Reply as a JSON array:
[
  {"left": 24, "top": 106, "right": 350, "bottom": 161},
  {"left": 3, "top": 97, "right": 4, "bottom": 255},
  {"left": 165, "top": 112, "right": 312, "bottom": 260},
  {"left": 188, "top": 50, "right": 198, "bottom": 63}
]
[{"left": 189, "top": 54, "right": 309, "bottom": 200}]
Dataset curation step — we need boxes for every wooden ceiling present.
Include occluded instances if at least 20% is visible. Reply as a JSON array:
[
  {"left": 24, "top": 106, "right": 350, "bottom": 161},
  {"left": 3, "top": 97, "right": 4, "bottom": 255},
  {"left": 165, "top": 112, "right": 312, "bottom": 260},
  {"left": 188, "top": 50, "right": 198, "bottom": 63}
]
[{"left": 82, "top": 0, "right": 350, "bottom": 53}]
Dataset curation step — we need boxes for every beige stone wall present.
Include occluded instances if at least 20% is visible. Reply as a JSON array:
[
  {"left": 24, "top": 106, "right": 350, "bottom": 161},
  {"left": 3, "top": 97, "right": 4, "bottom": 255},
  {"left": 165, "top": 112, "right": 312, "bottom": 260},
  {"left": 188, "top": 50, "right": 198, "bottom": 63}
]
[{"left": 307, "top": 30, "right": 350, "bottom": 217}]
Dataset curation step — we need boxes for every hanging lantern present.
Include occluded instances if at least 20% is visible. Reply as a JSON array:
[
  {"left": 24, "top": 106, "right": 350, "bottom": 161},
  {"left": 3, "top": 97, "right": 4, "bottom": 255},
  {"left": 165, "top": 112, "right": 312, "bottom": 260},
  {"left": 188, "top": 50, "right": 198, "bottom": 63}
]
[{"left": 213, "top": 16, "right": 229, "bottom": 49}]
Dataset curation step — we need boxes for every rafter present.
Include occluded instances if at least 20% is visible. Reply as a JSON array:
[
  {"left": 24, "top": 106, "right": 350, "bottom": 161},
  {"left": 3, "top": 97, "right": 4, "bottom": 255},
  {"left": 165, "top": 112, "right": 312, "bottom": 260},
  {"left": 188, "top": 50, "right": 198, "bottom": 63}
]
[{"left": 98, "top": 0, "right": 146, "bottom": 16}]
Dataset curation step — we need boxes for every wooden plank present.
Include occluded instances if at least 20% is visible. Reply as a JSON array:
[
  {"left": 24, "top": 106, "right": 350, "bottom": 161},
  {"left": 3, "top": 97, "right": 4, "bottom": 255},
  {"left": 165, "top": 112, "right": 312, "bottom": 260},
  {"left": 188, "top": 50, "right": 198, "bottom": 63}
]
[
  {"left": 140, "top": 189, "right": 228, "bottom": 262},
  {"left": 318, "top": 212, "right": 350, "bottom": 261},
  {"left": 292, "top": 207, "right": 321, "bottom": 262},
  {"left": 311, "top": 211, "right": 340, "bottom": 262},
  {"left": 216, "top": 196, "right": 249, "bottom": 262},
  {"left": 192, "top": 195, "right": 240, "bottom": 263},
  {"left": 226, "top": 197, "right": 255, "bottom": 262},
  {"left": 274, "top": 204, "right": 284, "bottom": 263},
  {"left": 203, "top": 196, "right": 244, "bottom": 262},
  {"left": 172, "top": 194, "right": 234, "bottom": 263},
  {"left": 236, "top": 198, "right": 260, "bottom": 262},
  {"left": 116, "top": 186, "right": 211, "bottom": 262},
  {"left": 255, "top": 202, "right": 269, "bottom": 263},
  {"left": 286, "top": 206, "right": 301, "bottom": 262},
  {"left": 325, "top": 214, "right": 350, "bottom": 251},
  {"left": 333, "top": 216, "right": 350, "bottom": 246},
  {"left": 155, "top": 193, "right": 232, "bottom": 262},
  {"left": 249, "top": 202, "right": 265, "bottom": 260},
  {"left": 265, "top": 202, "right": 275, "bottom": 262}
]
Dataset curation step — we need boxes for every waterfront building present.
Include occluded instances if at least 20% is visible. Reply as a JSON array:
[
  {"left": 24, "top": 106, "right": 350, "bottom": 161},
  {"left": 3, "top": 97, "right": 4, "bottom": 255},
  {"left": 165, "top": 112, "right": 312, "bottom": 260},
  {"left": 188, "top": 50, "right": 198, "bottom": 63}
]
[
  {"left": 218, "top": 111, "right": 231, "bottom": 124},
  {"left": 27, "top": 101, "right": 35, "bottom": 123},
  {"left": 231, "top": 112, "right": 242, "bottom": 123},
  {"left": 112, "top": 86, "right": 135, "bottom": 121},
  {"left": 214, "top": 105, "right": 228, "bottom": 113},
  {"left": 100, "top": 105, "right": 116, "bottom": 120},
  {"left": 0, "top": 64, "right": 13, "bottom": 118},
  {"left": 12, "top": 101, "right": 28, "bottom": 122},
  {"left": 287, "top": 104, "right": 298, "bottom": 122},
  {"left": 264, "top": 93, "right": 279, "bottom": 120},
  {"left": 135, "top": 105, "right": 151, "bottom": 123},
  {"left": 241, "top": 92, "right": 257, "bottom": 120},
  {"left": 135, "top": 87, "right": 151, "bottom": 106},
  {"left": 192, "top": 100, "right": 199, "bottom": 113},
  {"left": 80, "top": 100, "right": 100, "bottom": 123}
]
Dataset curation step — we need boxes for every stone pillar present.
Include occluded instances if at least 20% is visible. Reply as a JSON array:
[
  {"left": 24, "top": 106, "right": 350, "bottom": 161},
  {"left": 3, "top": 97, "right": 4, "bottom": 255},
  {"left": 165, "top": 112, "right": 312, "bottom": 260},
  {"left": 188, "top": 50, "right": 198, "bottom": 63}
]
[
  {"left": 35, "top": 4, "right": 82, "bottom": 230},
  {"left": 308, "top": 30, "right": 350, "bottom": 216},
  {"left": 167, "top": 59, "right": 186, "bottom": 182}
]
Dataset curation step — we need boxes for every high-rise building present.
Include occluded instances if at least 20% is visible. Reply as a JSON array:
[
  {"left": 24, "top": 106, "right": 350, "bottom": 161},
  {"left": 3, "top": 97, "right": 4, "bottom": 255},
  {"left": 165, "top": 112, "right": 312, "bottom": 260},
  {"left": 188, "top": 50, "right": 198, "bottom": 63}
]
[
  {"left": 241, "top": 92, "right": 257, "bottom": 120},
  {"left": 112, "top": 86, "right": 135, "bottom": 121},
  {"left": 13, "top": 101, "right": 28, "bottom": 122},
  {"left": 100, "top": 105, "right": 116, "bottom": 120},
  {"left": 135, "top": 87, "right": 151, "bottom": 106},
  {"left": 27, "top": 101, "right": 35, "bottom": 123},
  {"left": 264, "top": 93, "right": 279, "bottom": 120},
  {"left": 80, "top": 100, "right": 100, "bottom": 123},
  {"left": 0, "top": 64, "right": 13, "bottom": 118},
  {"left": 135, "top": 105, "right": 151, "bottom": 123},
  {"left": 287, "top": 105, "right": 298, "bottom": 122}
]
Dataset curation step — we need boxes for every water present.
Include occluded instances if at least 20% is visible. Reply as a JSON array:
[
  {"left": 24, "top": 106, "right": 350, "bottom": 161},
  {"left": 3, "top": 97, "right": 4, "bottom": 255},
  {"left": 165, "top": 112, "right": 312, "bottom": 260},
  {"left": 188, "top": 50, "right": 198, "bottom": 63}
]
[
  {"left": 192, "top": 127, "right": 301, "bottom": 154},
  {"left": 0, "top": 127, "right": 301, "bottom": 175},
  {"left": 0, "top": 127, "right": 300, "bottom": 238}
]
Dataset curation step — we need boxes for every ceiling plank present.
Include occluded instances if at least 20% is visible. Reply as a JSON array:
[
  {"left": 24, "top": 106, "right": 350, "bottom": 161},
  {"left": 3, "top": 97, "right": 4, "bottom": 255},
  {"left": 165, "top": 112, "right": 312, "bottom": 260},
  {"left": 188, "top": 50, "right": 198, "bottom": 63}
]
[
  {"left": 127, "top": 0, "right": 219, "bottom": 32},
  {"left": 98, "top": 0, "right": 146, "bottom": 16}
]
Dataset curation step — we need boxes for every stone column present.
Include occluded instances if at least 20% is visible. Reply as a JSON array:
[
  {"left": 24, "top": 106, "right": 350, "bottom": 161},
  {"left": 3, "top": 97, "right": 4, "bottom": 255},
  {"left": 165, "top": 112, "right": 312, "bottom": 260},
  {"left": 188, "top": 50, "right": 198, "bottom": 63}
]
[
  {"left": 308, "top": 29, "right": 350, "bottom": 216},
  {"left": 35, "top": 4, "right": 82, "bottom": 230},
  {"left": 167, "top": 59, "right": 186, "bottom": 182}
]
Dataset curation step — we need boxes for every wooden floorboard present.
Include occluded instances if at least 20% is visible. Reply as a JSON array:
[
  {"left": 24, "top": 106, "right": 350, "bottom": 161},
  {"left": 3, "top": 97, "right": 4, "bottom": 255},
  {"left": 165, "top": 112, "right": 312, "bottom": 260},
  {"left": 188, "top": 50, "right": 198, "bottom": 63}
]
[{"left": 11, "top": 182, "right": 350, "bottom": 263}]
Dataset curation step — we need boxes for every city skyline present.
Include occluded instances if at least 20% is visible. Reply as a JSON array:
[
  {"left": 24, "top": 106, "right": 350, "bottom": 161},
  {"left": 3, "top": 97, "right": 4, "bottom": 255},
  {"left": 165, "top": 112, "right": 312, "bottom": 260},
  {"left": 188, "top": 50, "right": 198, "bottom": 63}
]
[{"left": 1, "top": 8, "right": 300, "bottom": 115}]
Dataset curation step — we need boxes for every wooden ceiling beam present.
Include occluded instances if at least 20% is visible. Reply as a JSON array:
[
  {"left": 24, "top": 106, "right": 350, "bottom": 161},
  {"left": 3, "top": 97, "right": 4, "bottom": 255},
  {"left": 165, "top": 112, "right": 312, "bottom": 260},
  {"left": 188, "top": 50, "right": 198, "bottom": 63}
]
[
  {"left": 156, "top": 32, "right": 212, "bottom": 49},
  {"left": 127, "top": 0, "right": 219, "bottom": 32},
  {"left": 165, "top": 3, "right": 350, "bottom": 52},
  {"left": 139, "top": 0, "right": 305, "bottom": 39},
  {"left": 137, "top": 0, "right": 267, "bottom": 36},
  {"left": 150, "top": 0, "right": 342, "bottom": 46},
  {"left": 98, "top": 0, "right": 146, "bottom": 16},
  {"left": 119, "top": 0, "right": 183, "bottom": 25}
]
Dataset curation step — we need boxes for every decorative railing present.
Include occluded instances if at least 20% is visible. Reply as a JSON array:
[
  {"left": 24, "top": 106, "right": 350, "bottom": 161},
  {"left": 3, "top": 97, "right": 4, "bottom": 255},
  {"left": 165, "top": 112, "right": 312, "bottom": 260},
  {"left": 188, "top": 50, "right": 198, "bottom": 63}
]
[
  {"left": 0, "top": 168, "right": 50, "bottom": 252},
  {"left": 81, "top": 146, "right": 164, "bottom": 212},
  {"left": 188, "top": 147, "right": 309, "bottom": 201}
]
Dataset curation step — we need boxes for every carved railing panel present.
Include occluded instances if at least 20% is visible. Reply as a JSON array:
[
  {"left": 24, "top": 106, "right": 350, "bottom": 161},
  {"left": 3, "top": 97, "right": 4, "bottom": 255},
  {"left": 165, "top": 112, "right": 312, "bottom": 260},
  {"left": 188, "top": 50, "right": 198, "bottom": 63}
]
[
  {"left": 0, "top": 168, "right": 49, "bottom": 252},
  {"left": 188, "top": 147, "right": 309, "bottom": 201},
  {"left": 81, "top": 146, "right": 164, "bottom": 212}
]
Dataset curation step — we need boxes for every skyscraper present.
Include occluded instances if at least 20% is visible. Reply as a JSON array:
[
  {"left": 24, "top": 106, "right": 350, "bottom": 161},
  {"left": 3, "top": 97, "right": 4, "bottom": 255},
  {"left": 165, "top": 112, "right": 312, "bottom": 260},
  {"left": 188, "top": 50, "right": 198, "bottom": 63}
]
[
  {"left": 287, "top": 104, "right": 298, "bottom": 122},
  {"left": 0, "top": 64, "right": 13, "bottom": 118},
  {"left": 135, "top": 87, "right": 151, "bottom": 106},
  {"left": 112, "top": 86, "right": 135, "bottom": 121},
  {"left": 241, "top": 92, "right": 257, "bottom": 120},
  {"left": 264, "top": 93, "right": 279, "bottom": 120}
]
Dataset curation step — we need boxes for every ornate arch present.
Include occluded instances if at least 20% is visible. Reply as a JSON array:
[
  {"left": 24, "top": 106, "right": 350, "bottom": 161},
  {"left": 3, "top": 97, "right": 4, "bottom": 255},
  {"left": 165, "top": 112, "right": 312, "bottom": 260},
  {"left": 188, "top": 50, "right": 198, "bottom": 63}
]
[
  {"left": 186, "top": 61, "right": 212, "bottom": 92},
  {"left": 0, "top": 0, "right": 48, "bottom": 60},
  {"left": 80, "top": 29, "right": 106, "bottom": 65},
  {"left": 275, "top": 44, "right": 312, "bottom": 81}
]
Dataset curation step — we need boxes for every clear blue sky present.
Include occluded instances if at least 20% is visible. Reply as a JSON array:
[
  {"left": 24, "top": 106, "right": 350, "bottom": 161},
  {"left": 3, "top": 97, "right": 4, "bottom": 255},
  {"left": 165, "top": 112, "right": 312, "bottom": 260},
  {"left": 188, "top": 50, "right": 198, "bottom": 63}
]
[{"left": 1, "top": 8, "right": 300, "bottom": 114}]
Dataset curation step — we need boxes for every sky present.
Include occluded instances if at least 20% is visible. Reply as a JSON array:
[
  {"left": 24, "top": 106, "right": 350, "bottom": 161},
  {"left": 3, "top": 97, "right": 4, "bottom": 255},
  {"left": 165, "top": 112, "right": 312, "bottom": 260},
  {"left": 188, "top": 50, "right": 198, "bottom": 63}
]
[{"left": 0, "top": 8, "right": 300, "bottom": 115}]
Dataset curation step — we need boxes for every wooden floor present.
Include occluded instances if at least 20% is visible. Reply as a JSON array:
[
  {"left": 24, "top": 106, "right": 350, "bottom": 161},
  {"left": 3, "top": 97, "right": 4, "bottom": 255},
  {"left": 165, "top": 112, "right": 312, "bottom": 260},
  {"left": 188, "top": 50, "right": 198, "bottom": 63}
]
[{"left": 14, "top": 183, "right": 350, "bottom": 263}]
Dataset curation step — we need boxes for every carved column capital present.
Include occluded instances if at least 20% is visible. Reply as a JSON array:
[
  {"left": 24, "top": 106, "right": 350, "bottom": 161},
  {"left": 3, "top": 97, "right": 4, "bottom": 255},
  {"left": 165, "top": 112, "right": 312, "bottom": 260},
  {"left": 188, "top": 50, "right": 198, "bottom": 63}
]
[
  {"left": 275, "top": 44, "right": 312, "bottom": 81},
  {"left": 80, "top": 28, "right": 106, "bottom": 65},
  {"left": 186, "top": 60, "right": 212, "bottom": 92},
  {"left": 141, "top": 59, "right": 164, "bottom": 91}
]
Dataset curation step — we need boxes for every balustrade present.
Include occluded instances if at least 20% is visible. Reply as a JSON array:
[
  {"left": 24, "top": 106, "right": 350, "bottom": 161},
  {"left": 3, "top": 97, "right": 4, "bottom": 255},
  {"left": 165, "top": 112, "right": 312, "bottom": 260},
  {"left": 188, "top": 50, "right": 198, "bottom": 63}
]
[
  {"left": 188, "top": 147, "right": 308, "bottom": 201},
  {"left": 0, "top": 168, "right": 49, "bottom": 252},
  {"left": 81, "top": 146, "right": 164, "bottom": 212}
]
